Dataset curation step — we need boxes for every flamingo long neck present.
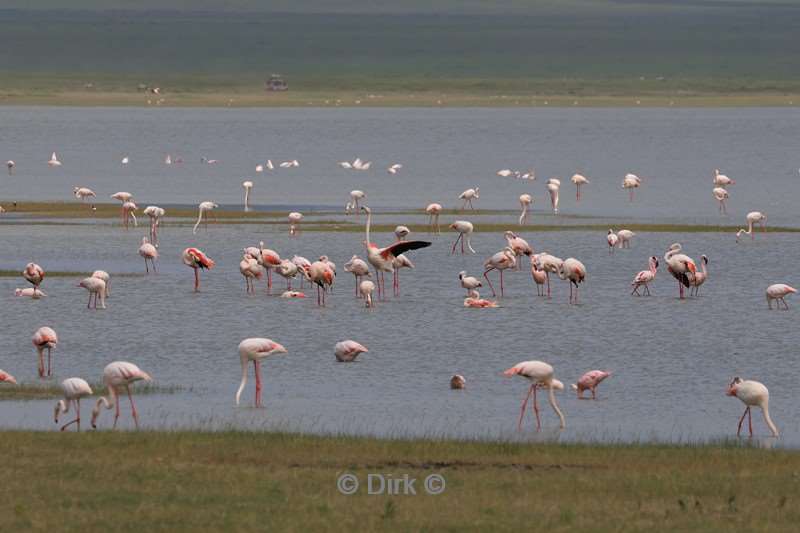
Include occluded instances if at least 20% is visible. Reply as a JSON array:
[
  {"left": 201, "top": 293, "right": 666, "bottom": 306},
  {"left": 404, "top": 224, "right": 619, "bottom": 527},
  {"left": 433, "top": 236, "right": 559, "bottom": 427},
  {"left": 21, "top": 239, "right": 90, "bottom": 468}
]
[
  {"left": 761, "top": 401, "right": 779, "bottom": 437},
  {"left": 364, "top": 210, "right": 372, "bottom": 249},
  {"left": 700, "top": 260, "right": 708, "bottom": 276},
  {"left": 193, "top": 208, "right": 204, "bottom": 233},
  {"left": 650, "top": 260, "right": 657, "bottom": 275},
  {"left": 244, "top": 189, "right": 250, "bottom": 207},
  {"left": 235, "top": 358, "right": 249, "bottom": 405},
  {"left": 91, "top": 390, "right": 116, "bottom": 423},
  {"left": 55, "top": 399, "right": 69, "bottom": 420},
  {"left": 519, "top": 205, "right": 528, "bottom": 224},
  {"left": 465, "top": 232, "right": 476, "bottom": 254},
  {"left": 547, "top": 383, "right": 566, "bottom": 429}
]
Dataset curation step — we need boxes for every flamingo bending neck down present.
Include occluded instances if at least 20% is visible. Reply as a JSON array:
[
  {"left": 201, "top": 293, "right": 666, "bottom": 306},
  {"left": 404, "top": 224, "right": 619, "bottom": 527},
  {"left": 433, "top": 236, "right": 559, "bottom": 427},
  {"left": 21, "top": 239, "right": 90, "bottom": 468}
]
[
  {"left": 193, "top": 201, "right": 219, "bottom": 234},
  {"left": 459, "top": 187, "right": 479, "bottom": 210},
  {"left": 426, "top": 203, "right": 442, "bottom": 234},
  {"left": 631, "top": 256, "right": 658, "bottom": 296},
  {"left": 242, "top": 181, "right": 253, "bottom": 211},
  {"left": 138, "top": 236, "right": 158, "bottom": 273},
  {"left": 362, "top": 206, "right": 431, "bottom": 299},
  {"left": 91, "top": 361, "right": 152, "bottom": 429},
  {"left": 78, "top": 277, "right": 106, "bottom": 309},
  {"left": 143, "top": 206, "right": 165, "bottom": 243},
  {"left": 726, "top": 377, "right": 778, "bottom": 437},
  {"left": 736, "top": 211, "right": 766, "bottom": 242},
  {"left": 344, "top": 255, "right": 371, "bottom": 297},
  {"left": 557, "top": 258, "right": 586, "bottom": 304},
  {"left": 571, "top": 173, "right": 589, "bottom": 202},
  {"left": 766, "top": 284, "right": 796, "bottom": 309},
  {"left": 483, "top": 247, "right": 516, "bottom": 297},
  {"left": 689, "top": 255, "right": 708, "bottom": 296},
  {"left": 54, "top": 378, "right": 93, "bottom": 431},
  {"left": 518, "top": 194, "right": 532, "bottom": 225},
  {"left": 236, "top": 338, "right": 287, "bottom": 407},
  {"left": 504, "top": 361, "right": 565, "bottom": 431},
  {"left": 533, "top": 253, "right": 563, "bottom": 298},
  {"left": 182, "top": 248, "right": 215, "bottom": 291},
  {"left": 572, "top": 370, "right": 611, "bottom": 399},
  {"left": 334, "top": 340, "right": 368, "bottom": 362},
  {"left": 32, "top": 326, "right": 58, "bottom": 377},
  {"left": 449, "top": 221, "right": 475, "bottom": 254},
  {"left": 546, "top": 178, "right": 560, "bottom": 214}
]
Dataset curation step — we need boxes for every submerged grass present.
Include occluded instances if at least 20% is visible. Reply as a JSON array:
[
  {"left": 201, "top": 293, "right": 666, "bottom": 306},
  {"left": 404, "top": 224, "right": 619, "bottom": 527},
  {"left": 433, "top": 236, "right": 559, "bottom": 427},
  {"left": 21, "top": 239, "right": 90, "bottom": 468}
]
[
  {"left": 1, "top": 430, "right": 798, "bottom": 531},
  {"left": 302, "top": 223, "right": 800, "bottom": 234},
  {"left": 0, "top": 382, "right": 187, "bottom": 400},
  {"left": 0, "top": 270, "right": 143, "bottom": 278}
]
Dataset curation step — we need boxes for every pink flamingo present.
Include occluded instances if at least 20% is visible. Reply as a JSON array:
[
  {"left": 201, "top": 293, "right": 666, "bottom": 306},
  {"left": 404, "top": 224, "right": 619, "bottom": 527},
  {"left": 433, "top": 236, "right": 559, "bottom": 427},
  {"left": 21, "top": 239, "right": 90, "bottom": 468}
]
[
  {"left": 143, "top": 206, "right": 165, "bottom": 243},
  {"left": 571, "top": 173, "right": 589, "bottom": 202},
  {"left": 240, "top": 253, "right": 263, "bottom": 293},
  {"left": 459, "top": 187, "right": 479, "bottom": 210},
  {"left": 22, "top": 262, "right": 45, "bottom": 289},
  {"left": 459, "top": 270, "right": 482, "bottom": 295},
  {"left": 503, "top": 361, "right": 566, "bottom": 431},
  {"left": 359, "top": 280, "right": 376, "bottom": 307},
  {"left": 546, "top": 178, "right": 560, "bottom": 213},
  {"left": 138, "top": 236, "right": 158, "bottom": 273},
  {"left": 689, "top": 255, "right": 708, "bottom": 296},
  {"left": 32, "top": 326, "right": 58, "bottom": 377},
  {"left": 533, "top": 253, "right": 563, "bottom": 298},
  {"left": 92, "top": 270, "right": 110, "bottom": 296},
  {"left": 276, "top": 259, "right": 299, "bottom": 290},
  {"left": 726, "top": 377, "right": 778, "bottom": 437},
  {"left": 622, "top": 173, "right": 641, "bottom": 201},
  {"left": 426, "top": 203, "right": 443, "bottom": 234},
  {"left": 736, "top": 211, "right": 767, "bottom": 242},
  {"left": 606, "top": 230, "right": 619, "bottom": 254},
  {"left": 530, "top": 256, "right": 547, "bottom": 296},
  {"left": 631, "top": 256, "right": 658, "bottom": 296},
  {"left": 504, "top": 231, "right": 533, "bottom": 269},
  {"left": 305, "top": 260, "right": 335, "bottom": 306},
  {"left": 766, "top": 284, "right": 796, "bottom": 309},
  {"left": 292, "top": 256, "right": 312, "bottom": 289},
  {"left": 572, "top": 370, "right": 611, "bottom": 399},
  {"left": 192, "top": 201, "right": 218, "bottom": 234},
  {"left": 0, "top": 370, "right": 17, "bottom": 384},
  {"left": 91, "top": 361, "right": 152, "bottom": 429},
  {"left": 557, "top": 258, "right": 586, "bottom": 304},
  {"left": 392, "top": 254, "right": 414, "bottom": 296},
  {"left": 464, "top": 289, "right": 498, "bottom": 308},
  {"left": 78, "top": 276, "right": 106, "bottom": 309},
  {"left": 54, "top": 378, "right": 93, "bottom": 431},
  {"left": 257, "top": 242, "right": 282, "bottom": 292},
  {"left": 334, "top": 340, "right": 369, "bottom": 362},
  {"left": 236, "top": 338, "right": 288, "bottom": 407},
  {"left": 449, "top": 221, "right": 475, "bottom": 255},
  {"left": 664, "top": 243, "right": 696, "bottom": 299},
  {"left": 713, "top": 169, "right": 735, "bottom": 187},
  {"left": 344, "top": 255, "right": 371, "bottom": 297},
  {"left": 288, "top": 212, "right": 303, "bottom": 236},
  {"left": 483, "top": 247, "right": 516, "bottom": 297},
  {"left": 518, "top": 194, "right": 532, "bottom": 225},
  {"left": 182, "top": 248, "right": 215, "bottom": 292},
  {"left": 713, "top": 187, "right": 729, "bottom": 214}
]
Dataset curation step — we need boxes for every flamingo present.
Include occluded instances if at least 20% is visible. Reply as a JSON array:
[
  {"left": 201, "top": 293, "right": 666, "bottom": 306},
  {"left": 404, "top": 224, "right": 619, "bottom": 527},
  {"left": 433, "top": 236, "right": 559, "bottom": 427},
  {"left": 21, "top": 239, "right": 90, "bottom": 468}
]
[
  {"left": 449, "top": 220, "right": 476, "bottom": 254},
  {"left": 503, "top": 361, "right": 566, "bottom": 431},
  {"left": 387, "top": 163, "right": 403, "bottom": 175},
  {"left": 533, "top": 253, "right": 564, "bottom": 298},
  {"left": 92, "top": 270, "right": 111, "bottom": 296},
  {"left": 78, "top": 276, "right": 106, "bottom": 309},
  {"left": 48, "top": 152, "right": 62, "bottom": 167},
  {"left": 276, "top": 259, "right": 299, "bottom": 290},
  {"left": 281, "top": 290, "right": 305, "bottom": 298},
  {"left": 121, "top": 156, "right": 129, "bottom": 165},
  {"left": 450, "top": 375, "right": 466, "bottom": 389},
  {"left": 138, "top": 236, "right": 158, "bottom": 273},
  {"left": 143, "top": 206, "right": 165, "bottom": 243},
  {"left": 182, "top": 248, "right": 215, "bottom": 291},
  {"left": 572, "top": 370, "right": 611, "bottom": 399},
  {"left": 571, "top": 173, "right": 589, "bottom": 202},
  {"left": 23, "top": 262, "right": 45, "bottom": 289},
  {"left": 120, "top": 201, "right": 137, "bottom": 229},
  {"left": 73, "top": 187, "right": 96, "bottom": 203},
  {"left": 54, "top": 378, "right": 93, "bottom": 431},
  {"left": 15, "top": 287, "right": 47, "bottom": 299},
  {"left": 193, "top": 201, "right": 219, "bottom": 234},
  {"left": 617, "top": 229, "right": 635, "bottom": 249},
  {"left": 394, "top": 225, "right": 410, "bottom": 241},
  {"left": 6, "top": 160, "right": 15, "bottom": 174},
  {"left": 606, "top": 230, "right": 619, "bottom": 253},
  {"left": 235, "top": 338, "right": 288, "bottom": 407},
  {"left": 622, "top": 173, "right": 641, "bottom": 201},
  {"left": 346, "top": 190, "right": 365, "bottom": 215},
  {"left": 291, "top": 255, "right": 312, "bottom": 289},
  {"left": 631, "top": 256, "right": 658, "bottom": 296},
  {"left": 288, "top": 212, "right": 303, "bottom": 236},
  {"left": 391, "top": 254, "right": 414, "bottom": 296},
  {"left": 518, "top": 194, "right": 532, "bottom": 225},
  {"left": 334, "top": 340, "right": 369, "bottom": 362},
  {"left": 359, "top": 279, "right": 376, "bottom": 307},
  {"left": 111, "top": 191, "right": 133, "bottom": 203},
  {"left": 497, "top": 169, "right": 514, "bottom": 177},
  {"left": 726, "top": 377, "right": 778, "bottom": 437},
  {"left": 458, "top": 270, "right": 482, "bottom": 295},
  {"left": 459, "top": 187, "right": 479, "bottom": 210},
  {"left": 736, "top": 211, "right": 767, "bottom": 241},
  {"left": 279, "top": 159, "right": 299, "bottom": 168},
  {"left": 0, "top": 370, "right": 17, "bottom": 384},
  {"left": 255, "top": 242, "right": 282, "bottom": 292},
  {"left": 344, "top": 255, "right": 371, "bottom": 297},
  {"left": 530, "top": 256, "right": 547, "bottom": 296},
  {"left": 766, "top": 284, "right": 796, "bottom": 309},
  {"left": 713, "top": 169, "right": 735, "bottom": 187},
  {"left": 91, "top": 361, "right": 152, "bottom": 429},
  {"left": 483, "top": 247, "right": 516, "bottom": 297},
  {"left": 362, "top": 206, "right": 431, "bottom": 299},
  {"left": 255, "top": 164, "right": 264, "bottom": 173},
  {"left": 558, "top": 258, "right": 586, "bottom": 304},
  {"left": 464, "top": 289, "right": 498, "bottom": 308},
  {"left": 426, "top": 203, "right": 443, "bottom": 234},
  {"left": 689, "top": 255, "right": 709, "bottom": 296},
  {"left": 713, "top": 187, "right": 729, "bottom": 214},
  {"left": 319, "top": 255, "right": 337, "bottom": 278},
  {"left": 32, "top": 326, "right": 58, "bottom": 377},
  {"left": 504, "top": 231, "right": 533, "bottom": 268},
  {"left": 546, "top": 178, "right": 560, "bottom": 214},
  {"left": 664, "top": 243, "right": 697, "bottom": 299},
  {"left": 305, "top": 260, "right": 335, "bottom": 306},
  {"left": 201, "top": 157, "right": 219, "bottom": 164},
  {"left": 242, "top": 181, "right": 253, "bottom": 210},
  {"left": 240, "top": 253, "right": 263, "bottom": 293},
  {"left": 165, "top": 154, "right": 172, "bottom": 165}
]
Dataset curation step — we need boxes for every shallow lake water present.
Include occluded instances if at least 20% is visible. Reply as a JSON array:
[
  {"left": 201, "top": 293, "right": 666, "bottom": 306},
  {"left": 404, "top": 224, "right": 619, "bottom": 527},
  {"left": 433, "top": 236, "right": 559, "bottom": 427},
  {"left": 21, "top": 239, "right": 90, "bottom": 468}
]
[{"left": 0, "top": 107, "right": 798, "bottom": 445}]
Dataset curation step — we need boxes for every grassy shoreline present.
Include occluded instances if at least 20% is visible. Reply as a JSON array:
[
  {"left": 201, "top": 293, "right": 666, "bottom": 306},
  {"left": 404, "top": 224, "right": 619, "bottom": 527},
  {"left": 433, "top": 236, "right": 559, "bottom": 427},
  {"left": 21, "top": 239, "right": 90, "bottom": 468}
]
[{"left": 2, "top": 430, "right": 798, "bottom": 530}]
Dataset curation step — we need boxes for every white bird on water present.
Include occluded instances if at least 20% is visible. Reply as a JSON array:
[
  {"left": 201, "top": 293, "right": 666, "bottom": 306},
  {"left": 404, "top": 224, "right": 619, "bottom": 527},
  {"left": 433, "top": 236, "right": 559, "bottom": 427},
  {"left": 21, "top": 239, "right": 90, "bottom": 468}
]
[
  {"left": 48, "top": 152, "right": 62, "bottom": 167},
  {"left": 193, "top": 201, "right": 219, "bottom": 234}
]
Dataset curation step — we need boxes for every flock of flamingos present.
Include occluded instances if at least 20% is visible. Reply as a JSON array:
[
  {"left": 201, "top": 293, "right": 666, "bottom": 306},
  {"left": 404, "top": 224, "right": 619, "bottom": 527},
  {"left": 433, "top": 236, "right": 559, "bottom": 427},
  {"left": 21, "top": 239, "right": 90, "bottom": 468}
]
[{"left": 0, "top": 154, "right": 793, "bottom": 440}]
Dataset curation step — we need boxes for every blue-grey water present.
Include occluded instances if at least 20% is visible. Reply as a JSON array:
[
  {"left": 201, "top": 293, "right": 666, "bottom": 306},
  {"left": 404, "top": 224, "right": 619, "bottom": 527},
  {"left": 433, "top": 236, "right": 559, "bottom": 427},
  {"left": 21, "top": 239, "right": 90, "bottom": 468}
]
[{"left": 0, "top": 107, "right": 798, "bottom": 445}]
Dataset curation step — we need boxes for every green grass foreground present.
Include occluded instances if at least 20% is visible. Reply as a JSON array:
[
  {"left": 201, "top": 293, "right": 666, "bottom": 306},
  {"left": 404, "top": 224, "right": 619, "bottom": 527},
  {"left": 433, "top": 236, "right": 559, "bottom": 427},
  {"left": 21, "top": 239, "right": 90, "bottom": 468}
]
[{"left": 1, "top": 431, "right": 798, "bottom": 531}]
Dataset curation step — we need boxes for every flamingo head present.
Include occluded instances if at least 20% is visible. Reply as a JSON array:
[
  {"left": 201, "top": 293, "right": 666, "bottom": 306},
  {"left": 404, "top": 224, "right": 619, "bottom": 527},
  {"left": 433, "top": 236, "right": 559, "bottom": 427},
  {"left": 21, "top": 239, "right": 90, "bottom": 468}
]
[
  {"left": 726, "top": 377, "right": 742, "bottom": 396},
  {"left": 269, "top": 342, "right": 288, "bottom": 355}
]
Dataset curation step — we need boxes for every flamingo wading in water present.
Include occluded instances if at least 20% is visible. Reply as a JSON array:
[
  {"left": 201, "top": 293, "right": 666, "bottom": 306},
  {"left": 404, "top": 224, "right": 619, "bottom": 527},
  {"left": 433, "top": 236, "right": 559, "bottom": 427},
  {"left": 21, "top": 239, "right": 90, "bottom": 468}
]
[
  {"left": 426, "top": 203, "right": 442, "bottom": 234},
  {"left": 459, "top": 187, "right": 479, "bottom": 210},
  {"left": 689, "top": 255, "right": 708, "bottom": 296},
  {"left": 236, "top": 338, "right": 288, "bottom": 407},
  {"left": 182, "top": 248, "right": 215, "bottom": 291},
  {"left": 571, "top": 173, "right": 589, "bottom": 202},
  {"left": 766, "top": 284, "right": 796, "bottom": 309},
  {"left": 631, "top": 256, "right": 658, "bottom": 296},
  {"left": 91, "top": 361, "right": 152, "bottom": 429},
  {"left": 558, "top": 258, "right": 586, "bottom": 304},
  {"left": 334, "top": 340, "right": 369, "bottom": 362},
  {"left": 483, "top": 247, "right": 516, "bottom": 297},
  {"left": 32, "top": 326, "right": 58, "bottom": 377},
  {"left": 504, "top": 361, "right": 566, "bottom": 431},
  {"left": 664, "top": 243, "right": 696, "bottom": 299},
  {"left": 193, "top": 201, "right": 219, "bottom": 234},
  {"left": 572, "top": 370, "right": 611, "bottom": 399},
  {"left": 726, "top": 377, "right": 778, "bottom": 437},
  {"left": 736, "top": 211, "right": 767, "bottom": 242},
  {"left": 449, "top": 220, "right": 475, "bottom": 254},
  {"left": 518, "top": 194, "right": 532, "bottom": 225},
  {"left": 54, "top": 378, "right": 93, "bottom": 431}
]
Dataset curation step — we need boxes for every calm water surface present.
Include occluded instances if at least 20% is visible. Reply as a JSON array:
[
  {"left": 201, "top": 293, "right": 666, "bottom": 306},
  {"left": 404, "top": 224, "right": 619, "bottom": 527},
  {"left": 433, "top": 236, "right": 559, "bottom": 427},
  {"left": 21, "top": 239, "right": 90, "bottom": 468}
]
[{"left": 0, "top": 107, "right": 798, "bottom": 445}]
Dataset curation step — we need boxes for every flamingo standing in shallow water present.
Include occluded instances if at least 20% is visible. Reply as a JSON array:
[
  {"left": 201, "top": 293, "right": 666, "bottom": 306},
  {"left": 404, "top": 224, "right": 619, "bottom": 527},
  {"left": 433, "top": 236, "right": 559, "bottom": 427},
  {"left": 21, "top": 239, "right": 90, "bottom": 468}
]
[
  {"left": 483, "top": 247, "right": 516, "bottom": 297},
  {"left": 504, "top": 361, "right": 566, "bottom": 431},
  {"left": 305, "top": 260, "right": 335, "bottom": 306},
  {"left": 347, "top": 190, "right": 366, "bottom": 216},
  {"left": 622, "top": 173, "right": 641, "bottom": 201},
  {"left": 689, "top": 255, "right": 708, "bottom": 296},
  {"left": 288, "top": 212, "right": 303, "bottom": 236},
  {"left": 571, "top": 173, "right": 589, "bottom": 202},
  {"left": 256, "top": 242, "right": 282, "bottom": 292},
  {"left": 240, "top": 253, "right": 263, "bottom": 293},
  {"left": 143, "top": 206, "right": 165, "bottom": 243},
  {"left": 74, "top": 187, "right": 96, "bottom": 203},
  {"left": 23, "top": 262, "right": 45, "bottom": 289},
  {"left": 546, "top": 179, "right": 560, "bottom": 213},
  {"left": 459, "top": 187, "right": 479, "bottom": 210},
  {"left": 344, "top": 255, "right": 371, "bottom": 297},
  {"left": 713, "top": 169, "right": 735, "bottom": 188},
  {"left": 713, "top": 187, "right": 729, "bottom": 214},
  {"left": 617, "top": 229, "right": 635, "bottom": 249},
  {"left": 606, "top": 230, "right": 619, "bottom": 253},
  {"left": 631, "top": 256, "right": 658, "bottom": 296},
  {"left": 91, "top": 361, "right": 152, "bottom": 429},
  {"left": 533, "top": 253, "right": 563, "bottom": 298},
  {"left": 182, "top": 248, "right": 215, "bottom": 291},
  {"left": 426, "top": 203, "right": 442, "bottom": 234},
  {"left": 518, "top": 194, "right": 532, "bottom": 225},
  {"left": 276, "top": 259, "right": 299, "bottom": 290},
  {"left": 766, "top": 284, "right": 796, "bottom": 309},
  {"left": 558, "top": 258, "right": 586, "bottom": 304},
  {"left": 362, "top": 206, "right": 431, "bottom": 299},
  {"left": 138, "top": 236, "right": 158, "bottom": 273},
  {"left": 572, "top": 370, "right": 611, "bottom": 399},
  {"left": 449, "top": 220, "right": 475, "bottom": 254},
  {"left": 504, "top": 231, "right": 533, "bottom": 269},
  {"left": 193, "top": 201, "right": 219, "bottom": 234},
  {"left": 530, "top": 256, "right": 547, "bottom": 296},
  {"left": 459, "top": 270, "right": 482, "bottom": 296},
  {"left": 32, "top": 326, "right": 58, "bottom": 377},
  {"left": 736, "top": 211, "right": 767, "bottom": 241},
  {"left": 236, "top": 338, "right": 288, "bottom": 407},
  {"left": 54, "top": 378, "right": 93, "bottom": 431},
  {"left": 359, "top": 280, "right": 376, "bottom": 307},
  {"left": 334, "top": 340, "right": 369, "bottom": 362},
  {"left": 664, "top": 243, "right": 697, "bottom": 299},
  {"left": 242, "top": 181, "right": 253, "bottom": 211},
  {"left": 726, "top": 377, "right": 778, "bottom": 437},
  {"left": 121, "top": 201, "right": 137, "bottom": 229},
  {"left": 92, "top": 271, "right": 110, "bottom": 296},
  {"left": 78, "top": 276, "right": 106, "bottom": 309}
]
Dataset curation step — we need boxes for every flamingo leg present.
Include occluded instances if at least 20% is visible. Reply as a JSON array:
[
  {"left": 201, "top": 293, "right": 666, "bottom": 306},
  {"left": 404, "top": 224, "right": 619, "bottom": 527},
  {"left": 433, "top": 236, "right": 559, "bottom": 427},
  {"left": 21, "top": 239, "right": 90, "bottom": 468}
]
[
  {"left": 127, "top": 384, "right": 140, "bottom": 429},
  {"left": 38, "top": 351, "right": 44, "bottom": 377},
  {"left": 645, "top": 284, "right": 651, "bottom": 296},
  {"left": 532, "top": 385, "right": 541, "bottom": 431},
  {"left": 113, "top": 394, "right": 120, "bottom": 429},
  {"left": 546, "top": 273, "right": 551, "bottom": 298},
  {"left": 254, "top": 360, "right": 262, "bottom": 407},
  {"left": 499, "top": 270, "right": 505, "bottom": 297},
  {"left": 60, "top": 400, "right": 79, "bottom": 431},
  {"left": 737, "top": 406, "right": 750, "bottom": 436},
  {"left": 450, "top": 234, "right": 461, "bottom": 255},
  {"left": 194, "top": 268, "right": 200, "bottom": 291},
  {"left": 748, "top": 407, "right": 753, "bottom": 436},
  {"left": 144, "top": 257, "right": 149, "bottom": 273},
  {"left": 48, "top": 347, "right": 52, "bottom": 376},
  {"left": 517, "top": 384, "right": 534, "bottom": 431},
  {"left": 483, "top": 268, "right": 497, "bottom": 297}
]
